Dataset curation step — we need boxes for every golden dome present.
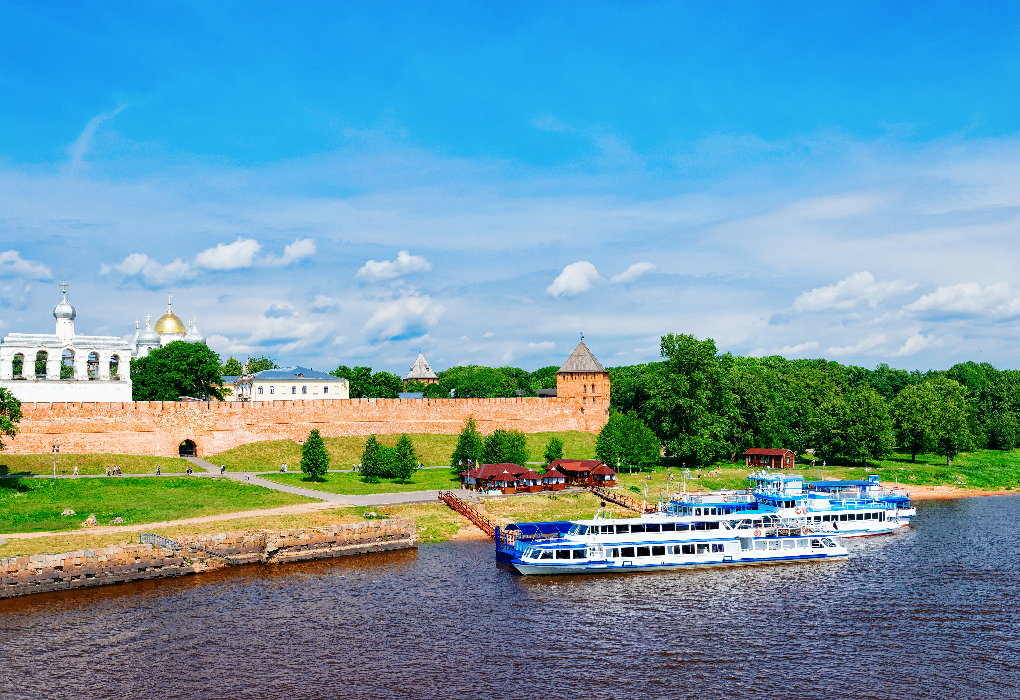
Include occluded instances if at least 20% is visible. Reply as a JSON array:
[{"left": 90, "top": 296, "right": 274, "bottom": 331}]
[{"left": 154, "top": 298, "right": 187, "bottom": 335}]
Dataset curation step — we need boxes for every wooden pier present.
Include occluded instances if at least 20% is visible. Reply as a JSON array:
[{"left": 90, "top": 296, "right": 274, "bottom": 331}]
[{"left": 438, "top": 491, "right": 503, "bottom": 540}]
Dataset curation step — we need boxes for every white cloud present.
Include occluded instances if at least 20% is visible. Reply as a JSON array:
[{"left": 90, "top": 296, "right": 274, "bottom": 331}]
[
  {"left": 795, "top": 272, "right": 915, "bottom": 312},
  {"left": 524, "top": 341, "right": 556, "bottom": 352},
  {"left": 194, "top": 237, "right": 262, "bottom": 271},
  {"left": 775, "top": 341, "right": 819, "bottom": 356},
  {"left": 610, "top": 262, "right": 656, "bottom": 284},
  {"left": 355, "top": 250, "right": 431, "bottom": 282},
  {"left": 483, "top": 331, "right": 494, "bottom": 338},
  {"left": 67, "top": 105, "right": 127, "bottom": 169},
  {"left": 903, "top": 282, "right": 1018, "bottom": 316},
  {"left": 311, "top": 294, "right": 342, "bottom": 312},
  {"left": 363, "top": 294, "right": 446, "bottom": 340},
  {"left": 263, "top": 238, "right": 316, "bottom": 267},
  {"left": 0, "top": 250, "right": 51, "bottom": 280},
  {"left": 825, "top": 334, "right": 888, "bottom": 357},
  {"left": 547, "top": 261, "right": 599, "bottom": 297},
  {"left": 892, "top": 332, "right": 934, "bottom": 357},
  {"left": 459, "top": 335, "right": 470, "bottom": 341},
  {"left": 102, "top": 253, "right": 192, "bottom": 287}
]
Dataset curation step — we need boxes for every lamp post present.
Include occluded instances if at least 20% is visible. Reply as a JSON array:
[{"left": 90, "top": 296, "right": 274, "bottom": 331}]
[{"left": 52, "top": 441, "right": 59, "bottom": 477}]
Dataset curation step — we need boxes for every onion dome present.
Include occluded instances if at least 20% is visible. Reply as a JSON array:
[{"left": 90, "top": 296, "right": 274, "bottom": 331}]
[
  {"left": 53, "top": 289, "right": 76, "bottom": 321},
  {"left": 184, "top": 317, "right": 207, "bottom": 344},
  {"left": 154, "top": 297, "right": 187, "bottom": 335},
  {"left": 137, "top": 316, "right": 161, "bottom": 345}
]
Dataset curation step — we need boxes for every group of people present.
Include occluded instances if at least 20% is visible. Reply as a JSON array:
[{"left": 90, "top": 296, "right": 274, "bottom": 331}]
[{"left": 104, "top": 465, "right": 122, "bottom": 476}]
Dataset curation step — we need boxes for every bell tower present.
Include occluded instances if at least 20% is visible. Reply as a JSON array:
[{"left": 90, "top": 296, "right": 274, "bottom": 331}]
[{"left": 53, "top": 280, "right": 76, "bottom": 344}]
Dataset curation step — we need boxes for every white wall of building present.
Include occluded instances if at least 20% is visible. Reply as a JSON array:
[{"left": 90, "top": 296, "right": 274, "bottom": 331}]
[
  {"left": 0, "top": 379, "right": 132, "bottom": 402},
  {"left": 237, "top": 379, "right": 350, "bottom": 401}
]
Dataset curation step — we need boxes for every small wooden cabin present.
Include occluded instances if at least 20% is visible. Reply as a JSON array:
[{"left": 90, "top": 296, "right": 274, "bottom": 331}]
[
  {"left": 541, "top": 468, "right": 566, "bottom": 491},
  {"left": 742, "top": 448, "right": 795, "bottom": 470},
  {"left": 547, "top": 459, "right": 613, "bottom": 486},
  {"left": 590, "top": 464, "right": 617, "bottom": 486},
  {"left": 518, "top": 469, "right": 543, "bottom": 493}
]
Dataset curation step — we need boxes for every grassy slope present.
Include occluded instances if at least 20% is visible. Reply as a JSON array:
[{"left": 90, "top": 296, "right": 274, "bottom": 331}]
[
  {"left": 261, "top": 469, "right": 461, "bottom": 495},
  {"left": 0, "top": 477, "right": 313, "bottom": 534},
  {"left": 210, "top": 431, "right": 597, "bottom": 471},
  {"left": 0, "top": 454, "right": 195, "bottom": 476}
]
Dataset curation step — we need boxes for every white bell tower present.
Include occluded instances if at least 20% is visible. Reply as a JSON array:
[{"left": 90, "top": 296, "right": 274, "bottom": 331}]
[{"left": 53, "top": 280, "right": 76, "bottom": 344}]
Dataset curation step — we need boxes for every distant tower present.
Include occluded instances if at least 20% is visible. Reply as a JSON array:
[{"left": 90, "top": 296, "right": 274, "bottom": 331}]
[
  {"left": 403, "top": 351, "right": 439, "bottom": 387},
  {"left": 53, "top": 280, "right": 76, "bottom": 344},
  {"left": 556, "top": 340, "right": 610, "bottom": 416}
]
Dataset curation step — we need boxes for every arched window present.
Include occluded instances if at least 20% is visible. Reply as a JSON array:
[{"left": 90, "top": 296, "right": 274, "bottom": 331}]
[
  {"left": 292, "top": 386, "right": 296, "bottom": 394},
  {"left": 323, "top": 386, "right": 329, "bottom": 394},
  {"left": 258, "top": 386, "right": 263, "bottom": 394},
  {"left": 270, "top": 386, "right": 275, "bottom": 394},
  {"left": 302, "top": 386, "right": 307, "bottom": 394},
  {"left": 583, "top": 384, "right": 587, "bottom": 393}
]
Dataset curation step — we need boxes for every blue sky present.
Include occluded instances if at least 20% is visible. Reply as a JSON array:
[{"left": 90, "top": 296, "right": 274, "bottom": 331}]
[{"left": 2, "top": 1, "right": 1020, "bottom": 373}]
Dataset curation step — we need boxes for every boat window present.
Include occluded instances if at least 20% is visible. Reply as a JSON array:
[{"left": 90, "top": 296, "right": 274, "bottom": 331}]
[
  {"left": 708, "top": 522, "right": 720, "bottom": 530},
  {"left": 610, "top": 548, "right": 619, "bottom": 558},
  {"left": 636, "top": 547, "right": 650, "bottom": 557},
  {"left": 879, "top": 512, "right": 885, "bottom": 521},
  {"left": 857, "top": 513, "right": 864, "bottom": 521},
  {"left": 572, "top": 549, "right": 587, "bottom": 559},
  {"left": 630, "top": 524, "right": 646, "bottom": 534},
  {"left": 615, "top": 525, "right": 630, "bottom": 534},
  {"left": 651, "top": 546, "right": 665, "bottom": 556},
  {"left": 540, "top": 550, "right": 554, "bottom": 559},
  {"left": 681, "top": 544, "right": 695, "bottom": 555},
  {"left": 696, "top": 543, "right": 710, "bottom": 554},
  {"left": 645, "top": 524, "right": 660, "bottom": 533},
  {"left": 660, "top": 523, "right": 676, "bottom": 532},
  {"left": 676, "top": 523, "right": 689, "bottom": 532},
  {"left": 822, "top": 538, "right": 835, "bottom": 547},
  {"left": 783, "top": 540, "right": 796, "bottom": 549},
  {"left": 692, "top": 522, "right": 706, "bottom": 531},
  {"left": 811, "top": 539, "right": 822, "bottom": 549},
  {"left": 695, "top": 508, "right": 702, "bottom": 516},
  {"left": 621, "top": 547, "right": 635, "bottom": 558},
  {"left": 600, "top": 525, "right": 613, "bottom": 534},
  {"left": 768, "top": 540, "right": 780, "bottom": 550},
  {"left": 555, "top": 550, "right": 571, "bottom": 559},
  {"left": 754, "top": 541, "right": 767, "bottom": 551},
  {"left": 711, "top": 543, "right": 724, "bottom": 553},
  {"left": 822, "top": 515, "right": 830, "bottom": 522},
  {"left": 797, "top": 539, "right": 809, "bottom": 548},
  {"left": 840, "top": 514, "right": 848, "bottom": 521},
  {"left": 813, "top": 516, "right": 821, "bottom": 522}
]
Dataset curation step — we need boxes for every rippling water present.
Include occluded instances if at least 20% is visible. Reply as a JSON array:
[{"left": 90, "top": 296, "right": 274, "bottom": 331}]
[{"left": 2, "top": 497, "right": 1019, "bottom": 699}]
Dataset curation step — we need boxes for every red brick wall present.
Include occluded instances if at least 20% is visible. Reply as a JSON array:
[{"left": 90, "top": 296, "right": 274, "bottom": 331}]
[
  {"left": 4, "top": 395, "right": 609, "bottom": 457},
  {"left": 556, "top": 370, "right": 611, "bottom": 423}
]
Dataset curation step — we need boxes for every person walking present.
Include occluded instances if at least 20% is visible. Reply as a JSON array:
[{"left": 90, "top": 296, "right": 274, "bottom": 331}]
[{"left": 156, "top": 465, "right": 161, "bottom": 475}]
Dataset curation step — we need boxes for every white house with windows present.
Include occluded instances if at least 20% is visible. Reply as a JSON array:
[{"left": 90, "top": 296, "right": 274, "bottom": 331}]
[
  {"left": 234, "top": 366, "right": 350, "bottom": 402},
  {"left": 0, "top": 282, "right": 133, "bottom": 402}
]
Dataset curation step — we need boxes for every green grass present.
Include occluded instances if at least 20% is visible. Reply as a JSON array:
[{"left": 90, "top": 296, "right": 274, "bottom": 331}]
[
  {"left": 210, "top": 431, "right": 597, "bottom": 471},
  {"left": 260, "top": 469, "right": 461, "bottom": 495},
  {"left": 0, "top": 453, "right": 194, "bottom": 476},
  {"left": 0, "top": 477, "right": 314, "bottom": 534}
]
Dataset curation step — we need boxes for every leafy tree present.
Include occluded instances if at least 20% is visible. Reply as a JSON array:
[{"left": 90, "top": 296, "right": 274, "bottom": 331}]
[
  {"left": 403, "top": 380, "right": 432, "bottom": 393},
  {"left": 814, "top": 386, "right": 894, "bottom": 467},
  {"left": 372, "top": 371, "right": 404, "bottom": 398},
  {"left": 360, "top": 435, "right": 394, "bottom": 481},
  {"left": 892, "top": 382, "right": 936, "bottom": 462},
  {"left": 927, "top": 376, "right": 975, "bottom": 467},
  {"left": 221, "top": 357, "right": 244, "bottom": 376},
  {"left": 543, "top": 436, "right": 564, "bottom": 465},
  {"left": 648, "top": 333, "right": 733, "bottom": 466},
  {"left": 596, "top": 410, "right": 661, "bottom": 472},
  {"left": 450, "top": 416, "right": 484, "bottom": 469},
  {"left": 423, "top": 382, "right": 448, "bottom": 398},
  {"left": 0, "top": 387, "right": 22, "bottom": 451},
  {"left": 331, "top": 365, "right": 374, "bottom": 398},
  {"left": 392, "top": 434, "right": 420, "bottom": 483},
  {"left": 245, "top": 355, "right": 279, "bottom": 374},
  {"left": 131, "top": 341, "right": 226, "bottom": 401},
  {"left": 985, "top": 411, "right": 1020, "bottom": 451},
  {"left": 437, "top": 365, "right": 529, "bottom": 398},
  {"left": 482, "top": 429, "right": 529, "bottom": 466},
  {"left": 300, "top": 429, "right": 330, "bottom": 481}
]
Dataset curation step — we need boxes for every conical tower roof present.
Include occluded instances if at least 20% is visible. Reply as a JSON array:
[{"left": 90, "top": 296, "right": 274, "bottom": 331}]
[
  {"left": 558, "top": 340, "right": 605, "bottom": 373},
  {"left": 403, "top": 351, "right": 438, "bottom": 381}
]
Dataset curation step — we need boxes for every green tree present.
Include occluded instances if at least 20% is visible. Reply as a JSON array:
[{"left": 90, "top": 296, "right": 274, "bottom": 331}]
[
  {"left": 245, "top": 355, "right": 279, "bottom": 374},
  {"left": 403, "top": 380, "right": 431, "bottom": 393},
  {"left": 360, "top": 435, "right": 388, "bottom": 482},
  {"left": 372, "top": 371, "right": 404, "bottom": 398},
  {"left": 892, "top": 382, "right": 936, "bottom": 461},
  {"left": 814, "top": 386, "right": 894, "bottom": 467},
  {"left": 392, "top": 434, "right": 420, "bottom": 483},
  {"left": 482, "top": 429, "right": 529, "bottom": 466},
  {"left": 131, "top": 341, "right": 226, "bottom": 401},
  {"left": 0, "top": 387, "right": 22, "bottom": 451},
  {"left": 300, "top": 429, "right": 330, "bottom": 481},
  {"left": 450, "top": 416, "right": 484, "bottom": 469},
  {"left": 331, "top": 365, "right": 374, "bottom": 398},
  {"left": 927, "top": 376, "right": 975, "bottom": 467},
  {"left": 649, "top": 333, "right": 733, "bottom": 466},
  {"left": 543, "top": 436, "right": 564, "bottom": 465},
  {"left": 596, "top": 410, "right": 661, "bottom": 472},
  {"left": 221, "top": 357, "right": 244, "bottom": 376}
]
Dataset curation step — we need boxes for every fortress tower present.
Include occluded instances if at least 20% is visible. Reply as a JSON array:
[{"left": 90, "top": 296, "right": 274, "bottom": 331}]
[{"left": 556, "top": 340, "right": 610, "bottom": 418}]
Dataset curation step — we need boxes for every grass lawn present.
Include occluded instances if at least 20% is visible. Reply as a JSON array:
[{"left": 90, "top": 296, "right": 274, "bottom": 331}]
[
  {"left": 0, "top": 453, "right": 194, "bottom": 476},
  {"left": 210, "top": 430, "right": 598, "bottom": 471},
  {"left": 0, "top": 477, "right": 314, "bottom": 535},
  {"left": 261, "top": 468, "right": 461, "bottom": 495},
  {"left": 479, "top": 492, "right": 632, "bottom": 523}
]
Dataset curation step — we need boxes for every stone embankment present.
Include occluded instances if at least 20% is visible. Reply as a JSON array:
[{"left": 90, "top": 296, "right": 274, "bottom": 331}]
[{"left": 1, "top": 518, "right": 416, "bottom": 599}]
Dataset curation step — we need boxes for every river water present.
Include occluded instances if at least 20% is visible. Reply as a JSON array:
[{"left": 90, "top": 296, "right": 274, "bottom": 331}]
[{"left": 1, "top": 497, "right": 1018, "bottom": 699}]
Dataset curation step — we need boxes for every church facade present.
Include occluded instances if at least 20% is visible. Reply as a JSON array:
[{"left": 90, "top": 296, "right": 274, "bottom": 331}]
[{"left": 0, "top": 283, "right": 134, "bottom": 402}]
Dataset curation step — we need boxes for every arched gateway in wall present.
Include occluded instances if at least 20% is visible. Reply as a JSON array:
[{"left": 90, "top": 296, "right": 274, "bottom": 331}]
[{"left": 179, "top": 440, "right": 198, "bottom": 457}]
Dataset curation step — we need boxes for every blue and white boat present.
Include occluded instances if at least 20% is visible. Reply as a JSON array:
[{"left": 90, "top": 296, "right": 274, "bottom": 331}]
[{"left": 496, "top": 508, "right": 847, "bottom": 575}]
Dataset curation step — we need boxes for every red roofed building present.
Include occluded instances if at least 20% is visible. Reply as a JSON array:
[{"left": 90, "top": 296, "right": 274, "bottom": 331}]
[
  {"left": 460, "top": 463, "right": 529, "bottom": 491},
  {"left": 518, "top": 469, "right": 543, "bottom": 493},
  {"left": 742, "top": 448, "right": 795, "bottom": 470},
  {"left": 546, "top": 458, "right": 615, "bottom": 486},
  {"left": 590, "top": 464, "right": 617, "bottom": 486},
  {"left": 541, "top": 468, "right": 566, "bottom": 490}
]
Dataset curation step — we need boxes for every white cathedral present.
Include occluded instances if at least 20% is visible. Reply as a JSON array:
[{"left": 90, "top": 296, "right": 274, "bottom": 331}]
[{"left": 0, "top": 284, "right": 208, "bottom": 403}]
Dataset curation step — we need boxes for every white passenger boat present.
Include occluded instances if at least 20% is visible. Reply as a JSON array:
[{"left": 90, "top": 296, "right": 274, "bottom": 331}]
[{"left": 496, "top": 509, "right": 847, "bottom": 575}]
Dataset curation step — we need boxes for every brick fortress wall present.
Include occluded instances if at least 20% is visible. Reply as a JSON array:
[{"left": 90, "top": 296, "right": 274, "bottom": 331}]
[{"left": 5, "top": 394, "right": 610, "bottom": 457}]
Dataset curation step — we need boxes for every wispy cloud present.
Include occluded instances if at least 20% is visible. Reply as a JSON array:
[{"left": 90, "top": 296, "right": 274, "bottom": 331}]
[
  {"left": 355, "top": 250, "right": 431, "bottom": 282},
  {"left": 0, "top": 250, "right": 51, "bottom": 280},
  {"left": 100, "top": 253, "right": 193, "bottom": 287},
  {"left": 795, "top": 272, "right": 915, "bottom": 312},
  {"left": 67, "top": 105, "right": 127, "bottom": 170},
  {"left": 363, "top": 294, "right": 445, "bottom": 340},
  {"left": 263, "top": 238, "right": 316, "bottom": 267},
  {"left": 194, "top": 238, "right": 263, "bottom": 271},
  {"left": 610, "top": 262, "right": 656, "bottom": 284},
  {"left": 825, "top": 334, "right": 888, "bottom": 357},
  {"left": 903, "top": 282, "right": 1019, "bottom": 318}
]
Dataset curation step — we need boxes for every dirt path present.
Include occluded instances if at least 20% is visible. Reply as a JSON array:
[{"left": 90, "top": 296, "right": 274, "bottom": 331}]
[{"left": 0, "top": 501, "right": 338, "bottom": 541}]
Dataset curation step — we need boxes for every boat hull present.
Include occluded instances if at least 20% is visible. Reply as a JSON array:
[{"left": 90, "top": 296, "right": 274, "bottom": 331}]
[{"left": 511, "top": 551, "right": 847, "bottom": 575}]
